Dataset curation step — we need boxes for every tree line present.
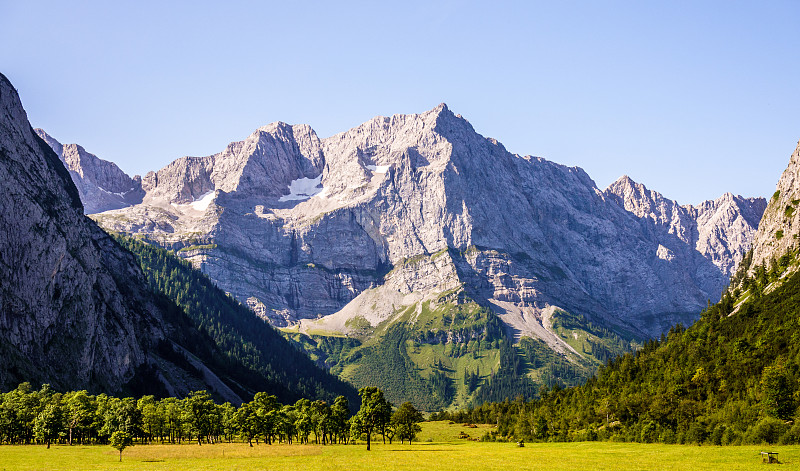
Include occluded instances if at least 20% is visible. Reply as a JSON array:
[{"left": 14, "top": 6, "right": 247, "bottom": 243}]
[{"left": 0, "top": 383, "right": 422, "bottom": 449}]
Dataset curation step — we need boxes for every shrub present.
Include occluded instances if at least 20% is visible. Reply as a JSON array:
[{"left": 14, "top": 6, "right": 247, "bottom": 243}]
[
  {"left": 746, "top": 417, "right": 787, "bottom": 444},
  {"left": 659, "top": 429, "right": 677, "bottom": 444},
  {"left": 779, "top": 422, "right": 800, "bottom": 444},
  {"left": 639, "top": 420, "right": 659, "bottom": 443},
  {"left": 709, "top": 425, "right": 725, "bottom": 446},
  {"left": 722, "top": 427, "right": 742, "bottom": 446},
  {"left": 685, "top": 421, "right": 709, "bottom": 445}
]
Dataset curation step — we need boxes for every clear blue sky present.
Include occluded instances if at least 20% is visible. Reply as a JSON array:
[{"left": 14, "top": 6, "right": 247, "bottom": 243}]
[{"left": 2, "top": 0, "right": 799, "bottom": 204}]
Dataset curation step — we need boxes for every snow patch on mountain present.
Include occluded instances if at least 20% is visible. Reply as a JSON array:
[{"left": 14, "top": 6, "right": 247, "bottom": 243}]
[
  {"left": 366, "top": 165, "right": 390, "bottom": 173},
  {"left": 170, "top": 191, "right": 216, "bottom": 212},
  {"left": 190, "top": 191, "right": 216, "bottom": 211},
  {"left": 279, "top": 175, "right": 324, "bottom": 201}
]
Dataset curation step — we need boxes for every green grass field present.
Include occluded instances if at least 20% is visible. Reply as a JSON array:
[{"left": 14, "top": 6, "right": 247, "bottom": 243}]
[{"left": 1, "top": 421, "right": 798, "bottom": 470}]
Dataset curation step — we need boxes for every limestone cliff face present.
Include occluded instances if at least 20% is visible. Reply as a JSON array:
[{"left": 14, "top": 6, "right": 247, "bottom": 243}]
[
  {"left": 749, "top": 140, "right": 800, "bottom": 269},
  {"left": 1, "top": 75, "right": 157, "bottom": 392},
  {"left": 92, "top": 104, "right": 764, "bottom": 338},
  {"left": 605, "top": 176, "right": 766, "bottom": 279},
  {"left": 34, "top": 129, "right": 144, "bottom": 214},
  {"left": 0, "top": 73, "right": 243, "bottom": 400}
]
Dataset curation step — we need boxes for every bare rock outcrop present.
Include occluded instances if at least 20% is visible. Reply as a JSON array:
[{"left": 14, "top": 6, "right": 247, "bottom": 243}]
[
  {"left": 749, "top": 139, "right": 800, "bottom": 269},
  {"left": 2, "top": 75, "right": 157, "bottom": 391}
]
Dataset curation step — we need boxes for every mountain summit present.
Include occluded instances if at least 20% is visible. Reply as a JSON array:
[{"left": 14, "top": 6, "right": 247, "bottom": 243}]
[{"left": 83, "top": 104, "right": 765, "bottom": 341}]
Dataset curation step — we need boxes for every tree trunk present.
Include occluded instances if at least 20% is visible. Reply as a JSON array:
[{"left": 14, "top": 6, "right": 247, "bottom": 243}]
[
  {"left": 119, "top": 450, "right": 122, "bottom": 462},
  {"left": 367, "top": 431, "right": 371, "bottom": 451}
]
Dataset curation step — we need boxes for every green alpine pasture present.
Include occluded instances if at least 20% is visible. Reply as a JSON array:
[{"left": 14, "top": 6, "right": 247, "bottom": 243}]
[{"left": 0, "top": 421, "right": 797, "bottom": 470}]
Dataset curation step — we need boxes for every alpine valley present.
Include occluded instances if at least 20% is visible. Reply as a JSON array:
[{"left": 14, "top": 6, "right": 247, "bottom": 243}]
[
  {"left": 6, "top": 69, "right": 768, "bottom": 410},
  {"left": 24, "top": 97, "right": 766, "bottom": 410}
]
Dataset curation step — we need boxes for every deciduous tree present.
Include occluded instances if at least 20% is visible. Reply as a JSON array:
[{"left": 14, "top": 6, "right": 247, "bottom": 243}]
[{"left": 110, "top": 430, "right": 132, "bottom": 461}]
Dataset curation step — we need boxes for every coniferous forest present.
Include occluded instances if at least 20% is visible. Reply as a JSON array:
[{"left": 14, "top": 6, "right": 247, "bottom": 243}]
[{"left": 113, "top": 235, "right": 358, "bottom": 405}]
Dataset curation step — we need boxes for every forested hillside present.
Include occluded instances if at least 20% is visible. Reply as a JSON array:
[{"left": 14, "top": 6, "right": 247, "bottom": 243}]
[
  {"left": 114, "top": 235, "right": 358, "bottom": 405},
  {"left": 439, "top": 251, "right": 800, "bottom": 445},
  {"left": 284, "top": 294, "right": 633, "bottom": 411}
]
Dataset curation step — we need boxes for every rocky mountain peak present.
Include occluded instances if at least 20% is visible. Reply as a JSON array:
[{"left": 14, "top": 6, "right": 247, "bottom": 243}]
[
  {"left": 606, "top": 174, "right": 637, "bottom": 195},
  {"left": 140, "top": 120, "right": 324, "bottom": 206},
  {"left": 130, "top": 104, "right": 479, "bottom": 213},
  {"left": 89, "top": 103, "right": 767, "bottom": 339},
  {"left": 33, "top": 129, "right": 144, "bottom": 213},
  {"left": 605, "top": 174, "right": 683, "bottom": 228}
]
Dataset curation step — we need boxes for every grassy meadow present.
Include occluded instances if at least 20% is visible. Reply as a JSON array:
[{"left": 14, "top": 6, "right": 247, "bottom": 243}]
[{"left": 1, "top": 421, "right": 798, "bottom": 471}]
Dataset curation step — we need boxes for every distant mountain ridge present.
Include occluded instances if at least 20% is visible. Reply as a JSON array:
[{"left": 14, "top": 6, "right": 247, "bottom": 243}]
[{"left": 605, "top": 175, "right": 766, "bottom": 278}]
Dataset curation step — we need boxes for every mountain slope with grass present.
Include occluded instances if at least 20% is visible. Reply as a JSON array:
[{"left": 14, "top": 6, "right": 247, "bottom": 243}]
[
  {"left": 748, "top": 139, "right": 800, "bottom": 271},
  {"left": 283, "top": 256, "right": 635, "bottom": 411},
  {"left": 449, "top": 255, "right": 800, "bottom": 444}
]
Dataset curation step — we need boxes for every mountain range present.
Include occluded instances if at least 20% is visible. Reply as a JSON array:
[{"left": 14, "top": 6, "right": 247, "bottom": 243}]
[
  {"left": 30, "top": 102, "right": 767, "bottom": 408},
  {"left": 42, "top": 105, "right": 763, "bottom": 335}
]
